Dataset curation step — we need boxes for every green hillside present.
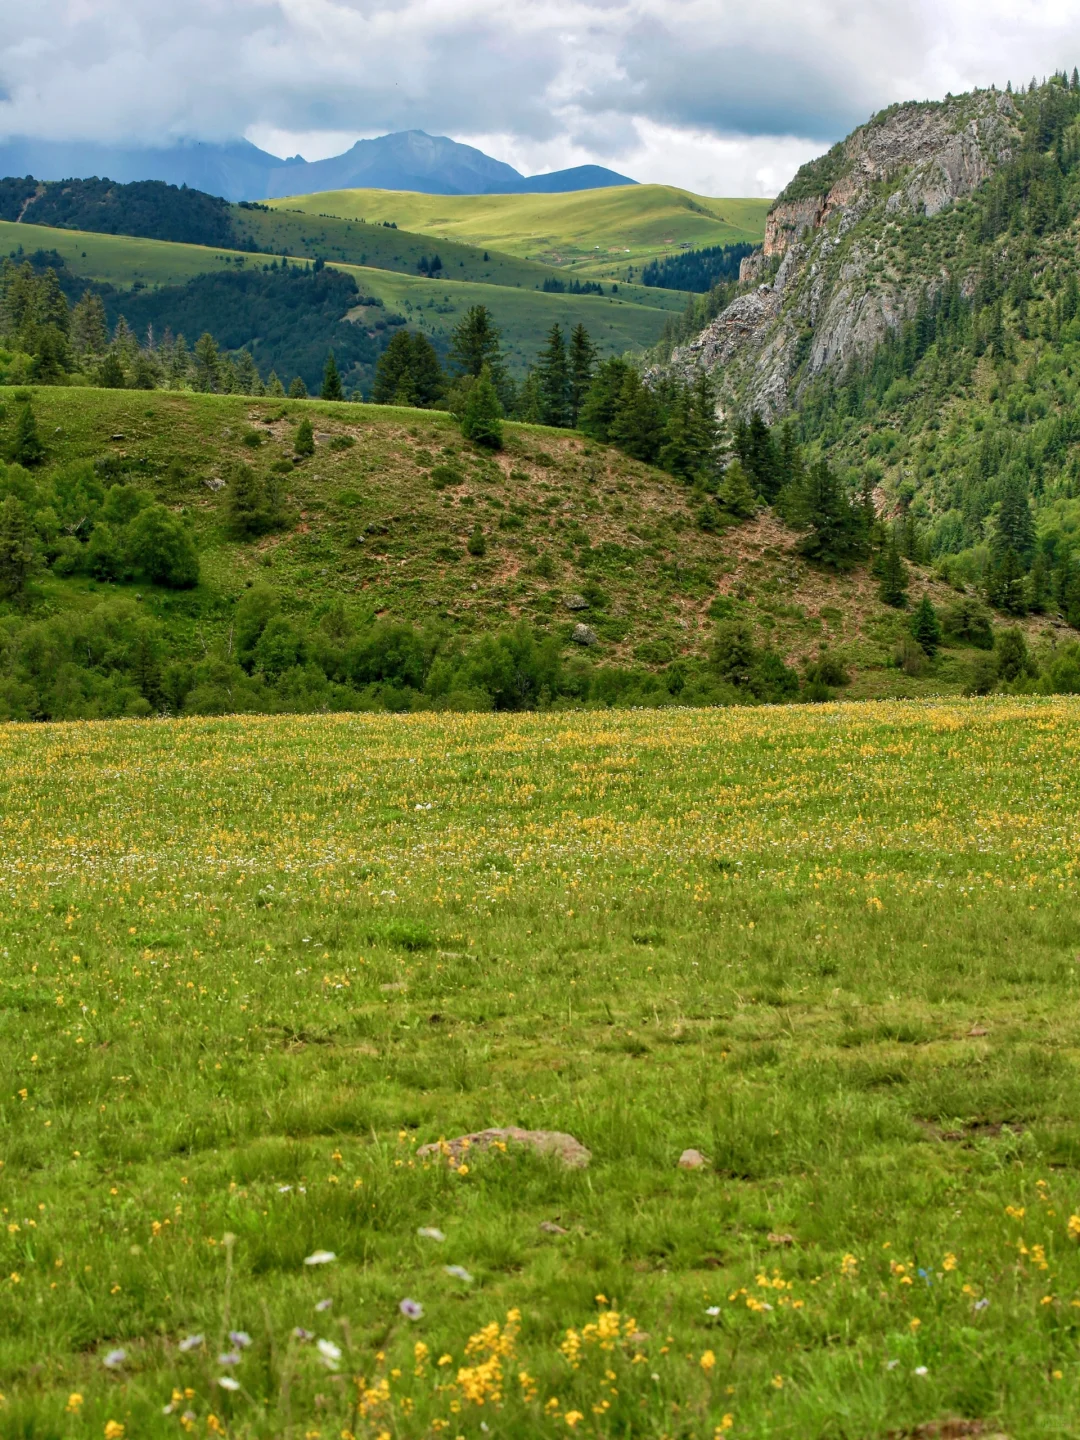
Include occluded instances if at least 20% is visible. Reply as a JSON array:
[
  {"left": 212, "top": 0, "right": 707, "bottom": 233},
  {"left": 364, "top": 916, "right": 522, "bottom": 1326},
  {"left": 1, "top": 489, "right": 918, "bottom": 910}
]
[
  {"left": 0, "top": 220, "right": 682, "bottom": 372},
  {"left": 0, "top": 384, "right": 1071, "bottom": 721},
  {"left": 267, "top": 185, "right": 771, "bottom": 279}
]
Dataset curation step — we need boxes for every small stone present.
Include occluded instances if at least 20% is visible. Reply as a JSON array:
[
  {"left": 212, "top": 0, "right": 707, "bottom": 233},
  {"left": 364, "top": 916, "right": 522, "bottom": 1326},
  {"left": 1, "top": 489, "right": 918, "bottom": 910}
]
[
  {"left": 767, "top": 1232, "right": 795, "bottom": 1246},
  {"left": 539, "top": 1220, "right": 568, "bottom": 1235},
  {"left": 967, "top": 1025, "right": 988, "bottom": 1037},
  {"left": 111, "top": 433, "right": 125, "bottom": 441},
  {"left": 677, "top": 1148, "right": 708, "bottom": 1170},
  {"left": 205, "top": 477, "right": 226, "bottom": 491},
  {"left": 379, "top": 982, "right": 407, "bottom": 993},
  {"left": 417, "top": 1127, "right": 591, "bottom": 1170},
  {"left": 571, "top": 623, "right": 597, "bottom": 646},
  {"left": 565, "top": 593, "right": 589, "bottom": 611}
]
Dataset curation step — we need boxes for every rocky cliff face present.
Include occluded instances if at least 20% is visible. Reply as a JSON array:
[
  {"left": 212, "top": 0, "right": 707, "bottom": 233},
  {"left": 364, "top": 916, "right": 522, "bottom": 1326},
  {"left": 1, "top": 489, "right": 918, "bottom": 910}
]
[{"left": 672, "top": 90, "right": 1019, "bottom": 420}]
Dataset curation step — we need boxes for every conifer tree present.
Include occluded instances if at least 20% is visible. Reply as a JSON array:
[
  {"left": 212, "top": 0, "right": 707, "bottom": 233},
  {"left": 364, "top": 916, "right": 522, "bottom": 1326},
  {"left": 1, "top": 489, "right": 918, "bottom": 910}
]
[
  {"left": 449, "top": 305, "right": 504, "bottom": 379},
  {"left": 8, "top": 403, "right": 44, "bottom": 466},
  {"left": 536, "top": 324, "right": 570, "bottom": 427},
  {"left": 289, "top": 376, "right": 308, "bottom": 399},
  {"left": 878, "top": 530, "right": 909, "bottom": 606},
  {"left": 294, "top": 417, "right": 315, "bottom": 456},
  {"left": 460, "top": 363, "right": 504, "bottom": 449},
  {"left": 568, "top": 323, "right": 597, "bottom": 425},
  {"left": 910, "top": 593, "right": 942, "bottom": 654},
  {"left": 994, "top": 472, "right": 1035, "bottom": 563},
  {"left": 193, "top": 332, "right": 219, "bottom": 392},
  {"left": 0, "top": 496, "right": 35, "bottom": 600},
  {"left": 71, "top": 290, "right": 108, "bottom": 358},
  {"left": 717, "top": 459, "right": 758, "bottom": 519},
  {"left": 235, "top": 350, "right": 260, "bottom": 396},
  {"left": 266, "top": 370, "right": 285, "bottom": 397},
  {"left": 608, "top": 370, "right": 663, "bottom": 463},
  {"left": 98, "top": 352, "right": 126, "bottom": 389},
  {"left": 799, "top": 460, "right": 867, "bottom": 568},
  {"left": 321, "top": 350, "right": 344, "bottom": 401}
]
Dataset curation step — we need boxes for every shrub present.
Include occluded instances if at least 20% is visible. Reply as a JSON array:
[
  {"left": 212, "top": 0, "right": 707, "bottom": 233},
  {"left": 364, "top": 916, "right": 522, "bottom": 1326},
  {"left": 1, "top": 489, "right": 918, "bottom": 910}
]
[
  {"left": 294, "top": 417, "right": 315, "bottom": 456},
  {"left": 467, "top": 525, "right": 487, "bottom": 557},
  {"left": 126, "top": 504, "right": 199, "bottom": 588}
]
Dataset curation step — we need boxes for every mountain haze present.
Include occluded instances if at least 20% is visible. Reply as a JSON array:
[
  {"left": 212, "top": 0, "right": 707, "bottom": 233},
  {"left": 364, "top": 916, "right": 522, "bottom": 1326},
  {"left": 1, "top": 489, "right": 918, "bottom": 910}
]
[{"left": 0, "top": 131, "right": 636, "bottom": 202}]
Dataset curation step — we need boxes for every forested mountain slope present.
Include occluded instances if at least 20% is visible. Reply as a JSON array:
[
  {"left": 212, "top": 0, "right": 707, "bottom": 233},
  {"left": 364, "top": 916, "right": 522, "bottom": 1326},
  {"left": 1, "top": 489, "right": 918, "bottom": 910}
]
[{"left": 668, "top": 74, "right": 1080, "bottom": 620}]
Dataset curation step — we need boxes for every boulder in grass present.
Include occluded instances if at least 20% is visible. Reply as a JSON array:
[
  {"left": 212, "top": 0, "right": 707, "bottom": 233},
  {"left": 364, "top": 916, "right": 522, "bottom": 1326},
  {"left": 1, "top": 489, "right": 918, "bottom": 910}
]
[
  {"left": 417, "top": 1127, "right": 591, "bottom": 1170},
  {"left": 565, "top": 594, "right": 589, "bottom": 611},
  {"left": 677, "top": 1148, "right": 709, "bottom": 1170},
  {"left": 571, "top": 623, "right": 597, "bottom": 646}
]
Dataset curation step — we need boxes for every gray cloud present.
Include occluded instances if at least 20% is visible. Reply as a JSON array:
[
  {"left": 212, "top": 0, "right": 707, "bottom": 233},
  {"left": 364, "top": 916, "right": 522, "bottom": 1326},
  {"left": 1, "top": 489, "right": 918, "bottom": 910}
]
[{"left": 2, "top": 0, "right": 1080, "bottom": 193}]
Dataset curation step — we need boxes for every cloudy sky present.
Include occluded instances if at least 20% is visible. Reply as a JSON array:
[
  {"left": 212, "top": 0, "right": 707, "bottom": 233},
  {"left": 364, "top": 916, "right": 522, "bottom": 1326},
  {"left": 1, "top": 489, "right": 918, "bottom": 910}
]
[{"left": 3, "top": 0, "right": 1080, "bottom": 195}]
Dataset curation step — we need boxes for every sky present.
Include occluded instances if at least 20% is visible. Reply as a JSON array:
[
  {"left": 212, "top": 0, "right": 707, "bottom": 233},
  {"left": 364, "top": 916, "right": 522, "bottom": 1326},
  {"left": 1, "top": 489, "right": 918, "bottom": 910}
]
[{"left": 3, "top": 0, "right": 1080, "bottom": 196}]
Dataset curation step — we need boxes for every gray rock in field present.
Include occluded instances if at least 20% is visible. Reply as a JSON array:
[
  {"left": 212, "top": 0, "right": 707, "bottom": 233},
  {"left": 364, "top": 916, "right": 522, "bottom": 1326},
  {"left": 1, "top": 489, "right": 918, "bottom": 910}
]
[
  {"left": 565, "top": 593, "right": 589, "bottom": 611},
  {"left": 417, "top": 1127, "right": 591, "bottom": 1170},
  {"left": 205, "top": 477, "right": 226, "bottom": 492},
  {"left": 571, "top": 623, "right": 597, "bottom": 646},
  {"left": 677, "top": 1148, "right": 709, "bottom": 1170}
]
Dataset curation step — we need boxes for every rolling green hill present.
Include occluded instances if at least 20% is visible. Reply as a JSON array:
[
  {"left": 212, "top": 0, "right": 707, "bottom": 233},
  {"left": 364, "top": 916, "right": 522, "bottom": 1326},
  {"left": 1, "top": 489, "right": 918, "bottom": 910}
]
[
  {"left": 0, "top": 220, "right": 684, "bottom": 372},
  {"left": 0, "top": 384, "right": 1068, "bottom": 722},
  {"left": 266, "top": 185, "right": 771, "bottom": 279}
]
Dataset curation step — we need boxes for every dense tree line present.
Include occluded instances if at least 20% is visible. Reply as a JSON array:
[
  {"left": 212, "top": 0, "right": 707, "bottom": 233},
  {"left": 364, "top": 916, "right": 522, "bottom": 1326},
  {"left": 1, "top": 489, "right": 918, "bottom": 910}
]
[
  {"left": 0, "top": 253, "right": 398, "bottom": 396},
  {"left": 641, "top": 243, "right": 755, "bottom": 293},
  {"left": 0, "top": 176, "right": 236, "bottom": 248}
]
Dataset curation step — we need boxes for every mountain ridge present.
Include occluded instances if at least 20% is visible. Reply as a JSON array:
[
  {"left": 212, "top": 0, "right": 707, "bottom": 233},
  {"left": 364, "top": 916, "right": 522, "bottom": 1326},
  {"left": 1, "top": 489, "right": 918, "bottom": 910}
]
[{"left": 0, "top": 130, "right": 636, "bottom": 202}]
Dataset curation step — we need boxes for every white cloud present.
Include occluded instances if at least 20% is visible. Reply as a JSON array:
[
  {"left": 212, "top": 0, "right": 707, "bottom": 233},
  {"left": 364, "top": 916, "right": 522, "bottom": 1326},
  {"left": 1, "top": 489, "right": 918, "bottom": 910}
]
[{"left": 3, "top": 0, "right": 1080, "bottom": 195}]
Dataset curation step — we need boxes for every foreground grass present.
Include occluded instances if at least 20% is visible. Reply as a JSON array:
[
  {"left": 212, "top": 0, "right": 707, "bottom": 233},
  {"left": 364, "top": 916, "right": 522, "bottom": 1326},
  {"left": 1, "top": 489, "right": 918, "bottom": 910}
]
[{"left": 2, "top": 699, "right": 1080, "bottom": 1438}]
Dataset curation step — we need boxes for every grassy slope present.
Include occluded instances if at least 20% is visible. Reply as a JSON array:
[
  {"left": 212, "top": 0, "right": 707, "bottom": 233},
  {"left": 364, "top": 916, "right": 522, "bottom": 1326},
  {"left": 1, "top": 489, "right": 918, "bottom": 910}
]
[
  {"left": 7, "top": 386, "right": 1066, "bottom": 691},
  {"left": 3, "top": 698, "right": 1080, "bottom": 1438},
  {"left": 266, "top": 185, "right": 772, "bottom": 278},
  {"left": 230, "top": 205, "right": 681, "bottom": 305},
  {"left": 1, "top": 220, "right": 682, "bottom": 367}
]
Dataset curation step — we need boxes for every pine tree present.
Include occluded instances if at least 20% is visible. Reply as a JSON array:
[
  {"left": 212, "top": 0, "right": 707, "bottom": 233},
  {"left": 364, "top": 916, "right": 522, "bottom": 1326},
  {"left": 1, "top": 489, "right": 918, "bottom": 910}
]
[
  {"left": 910, "top": 593, "right": 942, "bottom": 654},
  {"left": 372, "top": 331, "right": 444, "bottom": 407},
  {"left": 579, "top": 358, "right": 632, "bottom": 442},
  {"left": 71, "top": 290, "right": 108, "bottom": 357},
  {"left": 98, "top": 352, "right": 126, "bottom": 389},
  {"left": 169, "top": 334, "right": 191, "bottom": 389},
  {"left": 193, "top": 332, "right": 220, "bottom": 392},
  {"left": 994, "top": 472, "right": 1035, "bottom": 563},
  {"left": 608, "top": 370, "right": 663, "bottom": 463},
  {"left": 735, "top": 412, "right": 783, "bottom": 499},
  {"left": 235, "top": 350, "right": 260, "bottom": 396},
  {"left": 0, "top": 496, "right": 35, "bottom": 599},
  {"left": 321, "top": 350, "right": 344, "bottom": 401},
  {"left": 878, "top": 531, "right": 909, "bottom": 606},
  {"left": 266, "top": 371, "right": 285, "bottom": 397},
  {"left": 8, "top": 403, "right": 44, "bottom": 466},
  {"left": 294, "top": 417, "right": 315, "bottom": 456},
  {"left": 717, "top": 459, "right": 758, "bottom": 519},
  {"left": 448, "top": 305, "right": 503, "bottom": 378},
  {"left": 288, "top": 377, "right": 308, "bottom": 399},
  {"left": 112, "top": 316, "right": 138, "bottom": 368},
  {"left": 568, "top": 323, "right": 597, "bottom": 425},
  {"left": 536, "top": 324, "right": 570, "bottom": 427},
  {"left": 799, "top": 460, "right": 868, "bottom": 569},
  {"left": 986, "top": 548, "right": 1028, "bottom": 614},
  {"left": 460, "top": 363, "right": 503, "bottom": 449}
]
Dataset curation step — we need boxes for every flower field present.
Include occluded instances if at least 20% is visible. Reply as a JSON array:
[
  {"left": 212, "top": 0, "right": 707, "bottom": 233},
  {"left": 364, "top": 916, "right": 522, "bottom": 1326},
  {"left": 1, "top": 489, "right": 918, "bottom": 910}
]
[{"left": 2, "top": 698, "right": 1080, "bottom": 1437}]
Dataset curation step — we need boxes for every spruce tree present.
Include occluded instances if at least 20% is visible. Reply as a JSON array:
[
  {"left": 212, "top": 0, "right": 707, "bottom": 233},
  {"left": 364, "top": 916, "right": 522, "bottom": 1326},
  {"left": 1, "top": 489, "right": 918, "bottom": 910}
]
[
  {"left": 0, "top": 496, "right": 34, "bottom": 600},
  {"left": 536, "top": 324, "right": 570, "bottom": 427},
  {"left": 799, "top": 460, "right": 867, "bottom": 569},
  {"left": 71, "top": 290, "right": 108, "bottom": 358},
  {"left": 448, "top": 305, "right": 504, "bottom": 379},
  {"left": 266, "top": 371, "right": 285, "bottom": 397},
  {"left": 8, "top": 403, "right": 44, "bottom": 466},
  {"left": 294, "top": 417, "right": 315, "bottom": 456},
  {"left": 460, "top": 363, "right": 503, "bottom": 449},
  {"left": 994, "top": 472, "right": 1035, "bottom": 564},
  {"left": 288, "top": 377, "right": 308, "bottom": 399},
  {"left": 608, "top": 370, "right": 663, "bottom": 463},
  {"left": 878, "top": 531, "right": 909, "bottom": 607},
  {"left": 98, "top": 352, "right": 126, "bottom": 389},
  {"left": 579, "top": 358, "right": 631, "bottom": 442},
  {"left": 910, "top": 593, "right": 942, "bottom": 655},
  {"left": 986, "top": 548, "right": 1028, "bottom": 615},
  {"left": 193, "top": 332, "right": 219, "bottom": 392},
  {"left": 735, "top": 412, "right": 783, "bottom": 499},
  {"left": 321, "top": 350, "right": 344, "bottom": 401},
  {"left": 717, "top": 459, "right": 758, "bottom": 519},
  {"left": 568, "top": 323, "right": 597, "bottom": 425},
  {"left": 235, "top": 350, "right": 260, "bottom": 396}
]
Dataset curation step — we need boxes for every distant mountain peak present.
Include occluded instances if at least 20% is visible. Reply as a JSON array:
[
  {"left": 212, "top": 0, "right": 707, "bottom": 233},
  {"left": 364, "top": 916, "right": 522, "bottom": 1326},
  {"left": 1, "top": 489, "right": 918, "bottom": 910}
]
[{"left": 0, "top": 130, "right": 636, "bottom": 201}]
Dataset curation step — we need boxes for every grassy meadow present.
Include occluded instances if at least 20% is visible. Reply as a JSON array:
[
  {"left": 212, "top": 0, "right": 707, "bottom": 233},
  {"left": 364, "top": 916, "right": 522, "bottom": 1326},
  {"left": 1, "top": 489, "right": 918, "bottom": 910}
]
[
  {"left": 266, "top": 187, "right": 772, "bottom": 279},
  {"left": 1, "top": 221, "right": 682, "bottom": 368},
  {"left": 3, "top": 698, "right": 1080, "bottom": 1438}
]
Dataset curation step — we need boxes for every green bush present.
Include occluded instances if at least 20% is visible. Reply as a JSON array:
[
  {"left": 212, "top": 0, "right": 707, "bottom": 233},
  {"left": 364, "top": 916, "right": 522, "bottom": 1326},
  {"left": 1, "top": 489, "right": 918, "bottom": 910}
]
[{"left": 126, "top": 504, "right": 199, "bottom": 588}]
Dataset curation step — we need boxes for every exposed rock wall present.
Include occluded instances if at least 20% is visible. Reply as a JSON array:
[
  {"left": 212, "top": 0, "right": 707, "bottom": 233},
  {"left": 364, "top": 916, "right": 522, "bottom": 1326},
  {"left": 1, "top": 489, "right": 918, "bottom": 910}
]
[{"left": 671, "top": 90, "right": 1018, "bottom": 422}]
